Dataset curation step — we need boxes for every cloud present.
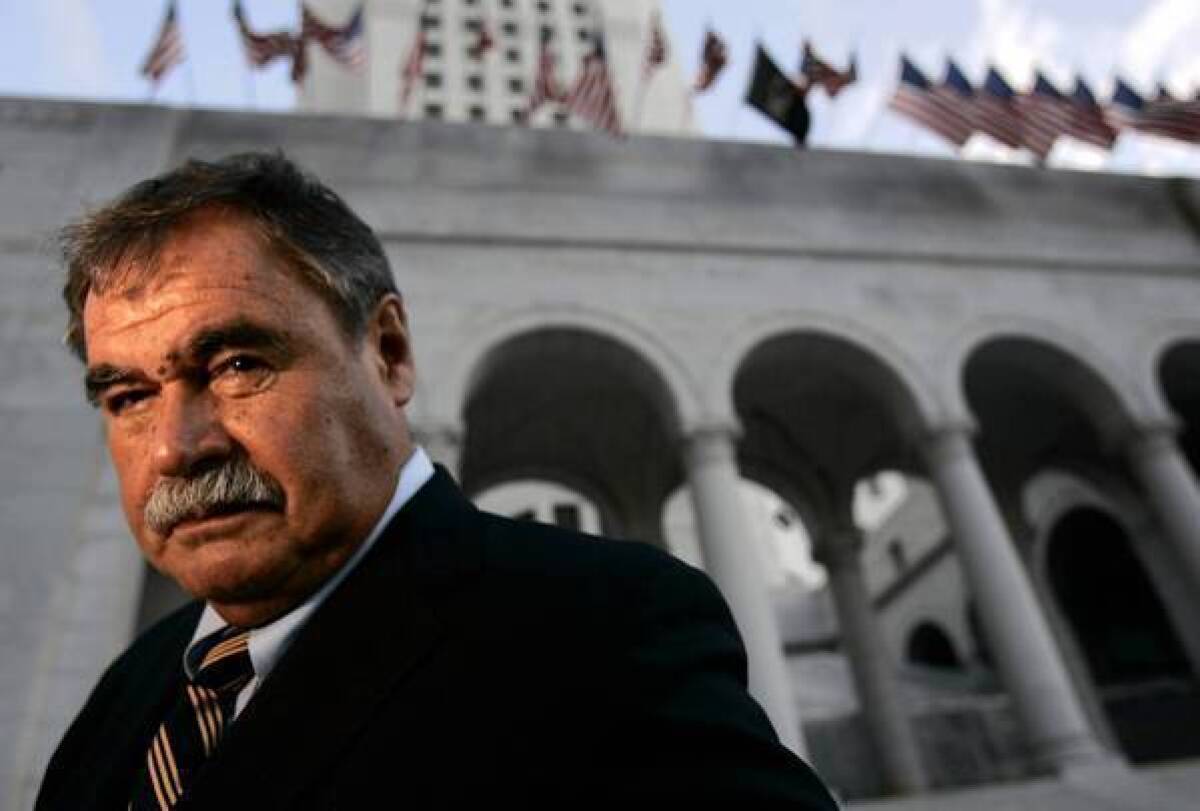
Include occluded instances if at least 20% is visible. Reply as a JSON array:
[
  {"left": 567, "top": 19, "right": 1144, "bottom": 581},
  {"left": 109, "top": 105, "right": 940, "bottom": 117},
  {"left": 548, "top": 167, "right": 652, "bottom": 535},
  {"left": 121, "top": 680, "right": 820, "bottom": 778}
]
[
  {"left": 968, "top": 0, "right": 1066, "bottom": 86},
  {"left": 1120, "top": 0, "right": 1200, "bottom": 84}
]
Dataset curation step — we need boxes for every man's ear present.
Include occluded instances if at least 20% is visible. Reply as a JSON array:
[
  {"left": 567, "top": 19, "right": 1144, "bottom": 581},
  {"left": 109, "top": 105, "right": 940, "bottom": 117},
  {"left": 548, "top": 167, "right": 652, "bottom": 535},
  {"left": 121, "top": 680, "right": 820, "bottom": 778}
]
[{"left": 367, "top": 293, "right": 415, "bottom": 407}]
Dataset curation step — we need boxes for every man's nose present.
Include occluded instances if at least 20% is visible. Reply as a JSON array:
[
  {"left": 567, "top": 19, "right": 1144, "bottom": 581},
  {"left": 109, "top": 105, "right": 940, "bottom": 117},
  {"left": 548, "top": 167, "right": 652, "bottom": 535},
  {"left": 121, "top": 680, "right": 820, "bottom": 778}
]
[{"left": 151, "top": 388, "right": 233, "bottom": 477}]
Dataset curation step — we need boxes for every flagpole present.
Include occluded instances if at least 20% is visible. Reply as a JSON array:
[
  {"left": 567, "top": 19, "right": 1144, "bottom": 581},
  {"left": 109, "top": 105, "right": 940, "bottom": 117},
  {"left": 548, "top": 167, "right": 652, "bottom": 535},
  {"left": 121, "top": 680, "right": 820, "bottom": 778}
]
[
  {"left": 633, "top": 73, "right": 649, "bottom": 130},
  {"left": 185, "top": 56, "right": 198, "bottom": 107},
  {"left": 245, "top": 68, "right": 257, "bottom": 109}
]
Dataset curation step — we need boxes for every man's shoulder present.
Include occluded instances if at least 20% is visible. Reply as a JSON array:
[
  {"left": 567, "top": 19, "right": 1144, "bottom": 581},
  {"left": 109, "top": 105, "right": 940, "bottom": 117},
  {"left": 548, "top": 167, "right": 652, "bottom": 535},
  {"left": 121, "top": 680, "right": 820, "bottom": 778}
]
[
  {"left": 462, "top": 509, "right": 724, "bottom": 627},
  {"left": 472, "top": 509, "right": 690, "bottom": 584}
]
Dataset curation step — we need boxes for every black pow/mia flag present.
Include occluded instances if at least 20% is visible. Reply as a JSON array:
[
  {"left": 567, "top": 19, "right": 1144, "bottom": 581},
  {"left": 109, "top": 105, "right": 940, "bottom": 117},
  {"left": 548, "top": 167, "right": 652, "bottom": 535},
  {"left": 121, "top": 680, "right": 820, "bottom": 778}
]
[{"left": 746, "top": 44, "right": 811, "bottom": 146}]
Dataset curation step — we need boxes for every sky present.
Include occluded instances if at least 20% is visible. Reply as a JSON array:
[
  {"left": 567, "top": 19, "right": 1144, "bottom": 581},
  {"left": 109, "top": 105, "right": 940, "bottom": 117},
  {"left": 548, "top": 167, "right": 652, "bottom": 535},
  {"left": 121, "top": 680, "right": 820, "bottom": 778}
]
[{"left": 1, "top": 0, "right": 1199, "bottom": 177}]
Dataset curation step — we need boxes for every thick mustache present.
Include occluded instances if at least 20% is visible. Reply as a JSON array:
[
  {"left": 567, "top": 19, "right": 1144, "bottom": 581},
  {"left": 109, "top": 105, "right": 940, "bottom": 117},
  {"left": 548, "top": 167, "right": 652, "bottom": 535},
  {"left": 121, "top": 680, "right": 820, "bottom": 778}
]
[{"left": 144, "top": 456, "right": 285, "bottom": 535}]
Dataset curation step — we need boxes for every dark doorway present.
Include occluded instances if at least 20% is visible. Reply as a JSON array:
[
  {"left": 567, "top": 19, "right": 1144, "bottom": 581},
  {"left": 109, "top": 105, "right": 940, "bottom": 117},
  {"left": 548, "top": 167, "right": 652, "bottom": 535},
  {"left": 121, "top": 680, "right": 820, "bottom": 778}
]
[
  {"left": 1047, "top": 507, "right": 1200, "bottom": 763},
  {"left": 907, "top": 621, "right": 962, "bottom": 670}
]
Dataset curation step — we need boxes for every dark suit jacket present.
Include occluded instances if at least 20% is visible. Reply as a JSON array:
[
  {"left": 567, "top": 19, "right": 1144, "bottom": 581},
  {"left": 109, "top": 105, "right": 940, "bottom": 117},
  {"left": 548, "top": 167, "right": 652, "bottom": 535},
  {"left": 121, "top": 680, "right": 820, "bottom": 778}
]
[{"left": 36, "top": 469, "right": 838, "bottom": 808}]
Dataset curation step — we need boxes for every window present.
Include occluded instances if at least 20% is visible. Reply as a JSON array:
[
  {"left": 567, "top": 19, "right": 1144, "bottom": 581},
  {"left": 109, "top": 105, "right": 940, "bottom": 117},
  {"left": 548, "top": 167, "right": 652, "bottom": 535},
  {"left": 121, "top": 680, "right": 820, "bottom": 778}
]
[
  {"left": 463, "top": 0, "right": 478, "bottom": 5},
  {"left": 467, "top": 74, "right": 484, "bottom": 92},
  {"left": 500, "top": 0, "right": 514, "bottom": 7},
  {"left": 577, "top": 28, "right": 590, "bottom": 42},
  {"left": 502, "top": 20, "right": 519, "bottom": 36},
  {"left": 505, "top": 47, "right": 521, "bottom": 63},
  {"left": 510, "top": 108, "right": 525, "bottom": 123},
  {"left": 425, "top": 42, "right": 442, "bottom": 58},
  {"left": 553, "top": 111, "right": 570, "bottom": 127},
  {"left": 463, "top": 17, "right": 482, "bottom": 32},
  {"left": 424, "top": 103, "right": 443, "bottom": 119},
  {"left": 420, "top": 14, "right": 441, "bottom": 30},
  {"left": 424, "top": 73, "right": 443, "bottom": 89},
  {"left": 469, "top": 105, "right": 487, "bottom": 121},
  {"left": 536, "top": 0, "right": 551, "bottom": 12},
  {"left": 507, "top": 77, "right": 524, "bottom": 93},
  {"left": 573, "top": 2, "right": 588, "bottom": 15}
]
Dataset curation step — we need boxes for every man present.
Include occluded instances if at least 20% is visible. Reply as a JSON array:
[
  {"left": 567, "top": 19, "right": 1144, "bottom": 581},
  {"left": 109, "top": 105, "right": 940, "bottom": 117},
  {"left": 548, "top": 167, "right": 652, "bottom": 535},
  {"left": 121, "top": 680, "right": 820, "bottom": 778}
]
[{"left": 36, "top": 153, "right": 838, "bottom": 809}]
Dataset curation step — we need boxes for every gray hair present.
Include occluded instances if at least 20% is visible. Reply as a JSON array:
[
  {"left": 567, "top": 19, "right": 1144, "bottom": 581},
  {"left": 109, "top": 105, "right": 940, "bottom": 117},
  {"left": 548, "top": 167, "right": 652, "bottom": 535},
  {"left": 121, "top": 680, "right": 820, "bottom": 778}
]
[{"left": 60, "top": 151, "right": 398, "bottom": 361}]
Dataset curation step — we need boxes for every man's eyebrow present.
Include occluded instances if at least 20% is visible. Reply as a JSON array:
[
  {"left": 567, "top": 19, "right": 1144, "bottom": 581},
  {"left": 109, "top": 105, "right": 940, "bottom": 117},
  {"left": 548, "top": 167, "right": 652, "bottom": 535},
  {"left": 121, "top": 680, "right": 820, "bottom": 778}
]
[
  {"left": 185, "top": 320, "right": 293, "bottom": 363},
  {"left": 84, "top": 364, "right": 143, "bottom": 406}
]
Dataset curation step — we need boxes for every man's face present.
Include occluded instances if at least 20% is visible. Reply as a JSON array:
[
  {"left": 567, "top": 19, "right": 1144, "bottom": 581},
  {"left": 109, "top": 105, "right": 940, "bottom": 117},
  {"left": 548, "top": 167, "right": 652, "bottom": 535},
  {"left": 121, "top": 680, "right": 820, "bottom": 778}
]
[{"left": 83, "top": 209, "right": 413, "bottom": 626}]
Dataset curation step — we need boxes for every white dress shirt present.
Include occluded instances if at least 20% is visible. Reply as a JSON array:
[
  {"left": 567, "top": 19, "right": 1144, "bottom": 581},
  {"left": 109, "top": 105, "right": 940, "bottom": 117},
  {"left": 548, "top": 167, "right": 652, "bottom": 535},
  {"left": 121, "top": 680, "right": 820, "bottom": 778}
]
[{"left": 183, "top": 446, "right": 435, "bottom": 718}]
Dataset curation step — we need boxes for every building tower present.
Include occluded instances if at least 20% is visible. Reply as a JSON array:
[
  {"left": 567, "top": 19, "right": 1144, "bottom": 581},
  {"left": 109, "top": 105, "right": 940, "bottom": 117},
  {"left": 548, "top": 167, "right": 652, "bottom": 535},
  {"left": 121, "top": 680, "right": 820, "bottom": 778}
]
[{"left": 299, "top": 0, "right": 696, "bottom": 135}]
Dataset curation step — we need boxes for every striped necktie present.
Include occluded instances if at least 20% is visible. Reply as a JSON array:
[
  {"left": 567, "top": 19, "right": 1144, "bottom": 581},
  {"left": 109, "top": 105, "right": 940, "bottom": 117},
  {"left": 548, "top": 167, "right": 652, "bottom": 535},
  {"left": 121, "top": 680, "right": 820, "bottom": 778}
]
[{"left": 129, "top": 626, "right": 255, "bottom": 809}]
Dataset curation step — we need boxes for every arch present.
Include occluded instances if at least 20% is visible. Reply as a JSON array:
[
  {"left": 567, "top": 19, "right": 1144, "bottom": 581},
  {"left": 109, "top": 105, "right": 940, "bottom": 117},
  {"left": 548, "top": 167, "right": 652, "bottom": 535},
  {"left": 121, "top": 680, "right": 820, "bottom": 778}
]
[
  {"left": 1138, "top": 319, "right": 1200, "bottom": 424},
  {"left": 716, "top": 311, "right": 944, "bottom": 434},
  {"left": 906, "top": 621, "right": 962, "bottom": 670},
  {"left": 949, "top": 319, "right": 1144, "bottom": 443},
  {"left": 457, "top": 323, "right": 686, "bottom": 548},
  {"left": 434, "top": 306, "right": 700, "bottom": 430},
  {"left": 957, "top": 327, "right": 1141, "bottom": 449},
  {"left": 732, "top": 329, "right": 935, "bottom": 507},
  {"left": 1045, "top": 506, "right": 1200, "bottom": 762},
  {"left": 1155, "top": 337, "right": 1200, "bottom": 472}
]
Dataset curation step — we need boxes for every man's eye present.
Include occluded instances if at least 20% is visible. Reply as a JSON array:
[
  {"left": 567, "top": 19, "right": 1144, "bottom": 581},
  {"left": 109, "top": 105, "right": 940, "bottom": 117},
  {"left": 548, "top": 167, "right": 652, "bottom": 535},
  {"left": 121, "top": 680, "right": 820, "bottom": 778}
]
[
  {"left": 212, "top": 355, "right": 274, "bottom": 393},
  {"left": 105, "top": 390, "right": 151, "bottom": 415},
  {"left": 219, "top": 355, "right": 266, "bottom": 375}
]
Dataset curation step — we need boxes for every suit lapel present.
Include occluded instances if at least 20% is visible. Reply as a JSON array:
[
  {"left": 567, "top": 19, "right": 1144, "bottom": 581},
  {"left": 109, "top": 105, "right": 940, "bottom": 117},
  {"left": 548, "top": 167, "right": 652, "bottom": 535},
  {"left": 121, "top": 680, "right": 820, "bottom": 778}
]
[
  {"left": 91, "top": 602, "right": 202, "bottom": 807},
  {"left": 184, "top": 469, "right": 480, "bottom": 807}
]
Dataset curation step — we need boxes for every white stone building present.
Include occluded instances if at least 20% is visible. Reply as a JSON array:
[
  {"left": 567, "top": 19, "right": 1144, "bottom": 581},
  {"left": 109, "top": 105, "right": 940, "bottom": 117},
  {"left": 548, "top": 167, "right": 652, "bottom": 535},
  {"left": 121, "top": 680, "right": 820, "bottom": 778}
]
[{"left": 299, "top": 0, "right": 695, "bottom": 135}]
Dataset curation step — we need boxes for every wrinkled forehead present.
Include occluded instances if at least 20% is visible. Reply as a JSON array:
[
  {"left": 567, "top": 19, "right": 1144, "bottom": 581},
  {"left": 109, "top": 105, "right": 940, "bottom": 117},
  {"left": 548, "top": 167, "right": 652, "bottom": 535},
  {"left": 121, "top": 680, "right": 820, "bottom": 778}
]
[{"left": 81, "top": 223, "right": 310, "bottom": 360}]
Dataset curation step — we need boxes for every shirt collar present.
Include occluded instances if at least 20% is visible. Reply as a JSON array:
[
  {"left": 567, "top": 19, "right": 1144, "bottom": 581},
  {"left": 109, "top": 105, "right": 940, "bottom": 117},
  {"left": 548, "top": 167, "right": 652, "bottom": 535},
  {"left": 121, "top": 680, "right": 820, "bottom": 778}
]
[{"left": 184, "top": 446, "right": 436, "bottom": 680}]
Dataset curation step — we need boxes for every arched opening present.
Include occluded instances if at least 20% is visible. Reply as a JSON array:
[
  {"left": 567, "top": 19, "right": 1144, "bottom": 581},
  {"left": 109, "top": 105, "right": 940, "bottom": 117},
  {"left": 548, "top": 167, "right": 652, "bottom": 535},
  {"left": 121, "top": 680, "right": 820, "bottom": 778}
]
[
  {"left": 907, "top": 621, "right": 962, "bottom": 670},
  {"left": 460, "top": 327, "right": 682, "bottom": 546},
  {"left": 1159, "top": 340, "right": 1200, "bottom": 475},
  {"left": 1047, "top": 506, "right": 1200, "bottom": 763},
  {"left": 963, "top": 337, "right": 1133, "bottom": 504},
  {"left": 734, "top": 333, "right": 928, "bottom": 498}
]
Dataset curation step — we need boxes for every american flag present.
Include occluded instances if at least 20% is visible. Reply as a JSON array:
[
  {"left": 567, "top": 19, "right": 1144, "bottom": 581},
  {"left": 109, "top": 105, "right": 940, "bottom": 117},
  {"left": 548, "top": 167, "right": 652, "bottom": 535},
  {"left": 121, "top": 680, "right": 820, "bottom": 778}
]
[
  {"left": 564, "top": 32, "right": 623, "bottom": 136},
  {"left": 941, "top": 61, "right": 1021, "bottom": 149},
  {"left": 1014, "top": 73, "right": 1074, "bottom": 159},
  {"left": 467, "top": 23, "right": 495, "bottom": 60},
  {"left": 301, "top": 3, "right": 367, "bottom": 71},
  {"left": 887, "top": 56, "right": 973, "bottom": 147},
  {"left": 1109, "top": 79, "right": 1200, "bottom": 145},
  {"left": 140, "top": 2, "right": 185, "bottom": 83},
  {"left": 1066, "top": 79, "right": 1117, "bottom": 149},
  {"left": 799, "top": 41, "right": 856, "bottom": 98},
  {"left": 232, "top": 1, "right": 300, "bottom": 71},
  {"left": 523, "top": 27, "right": 563, "bottom": 120},
  {"left": 397, "top": 29, "right": 426, "bottom": 116},
  {"left": 642, "top": 13, "right": 667, "bottom": 78},
  {"left": 975, "top": 67, "right": 1025, "bottom": 149},
  {"left": 693, "top": 29, "right": 727, "bottom": 93}
]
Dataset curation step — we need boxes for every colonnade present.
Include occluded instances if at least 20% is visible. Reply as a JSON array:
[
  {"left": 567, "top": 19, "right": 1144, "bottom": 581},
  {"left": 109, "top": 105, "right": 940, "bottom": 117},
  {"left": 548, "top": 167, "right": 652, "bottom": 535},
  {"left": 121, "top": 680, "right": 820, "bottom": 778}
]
[{"left": 414, "top": 350, "right": 1200, "bottom": 797}]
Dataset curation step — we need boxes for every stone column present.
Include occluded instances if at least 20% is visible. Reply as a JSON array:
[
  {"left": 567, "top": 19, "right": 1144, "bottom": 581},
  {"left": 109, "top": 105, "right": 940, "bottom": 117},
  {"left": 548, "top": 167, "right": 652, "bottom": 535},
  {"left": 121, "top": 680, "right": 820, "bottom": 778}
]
[
  {"left": 1125, "top": 423, "right": 1200, "bottom": 595},
  {"left": 922, "top": 426, "right": 1111, "bottom": 771},
  {"left": 816, "top": 526, "right": 927, "bottom": 794},
  {"left": 682, "top": 425, "right": 805, "bottom": 756},
  {"left": 412, "top": 422, "right": 463, "bottom": 478}
]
